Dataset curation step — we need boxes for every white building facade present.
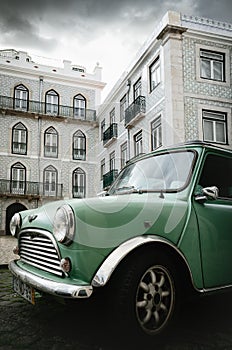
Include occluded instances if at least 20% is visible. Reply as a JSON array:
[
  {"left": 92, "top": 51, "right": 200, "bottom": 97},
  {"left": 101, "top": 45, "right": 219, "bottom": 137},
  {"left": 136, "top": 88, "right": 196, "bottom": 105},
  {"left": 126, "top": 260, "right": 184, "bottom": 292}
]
[
  {"left": 0, "top": 49, "right": 105, "bottom": 234},
  {"left": 97, "top": 11, "right": 232, "bottom": 192},
  {"left": 1, "top": 11, "right": 232, "bottom": 234}
]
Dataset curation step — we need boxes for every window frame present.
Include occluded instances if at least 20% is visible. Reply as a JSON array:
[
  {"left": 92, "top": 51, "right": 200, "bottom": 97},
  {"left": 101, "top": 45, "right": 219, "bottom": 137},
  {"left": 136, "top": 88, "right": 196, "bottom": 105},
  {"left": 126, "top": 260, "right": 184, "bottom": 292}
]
[
  {"left": 72, "top": 167, "right": 86, "bottom": 198},
  {"left": 200, "top": 49, "right": 225, "bottom": 82},
  {"left": 100, "top": 158, "right": 105, "bottom": 181},
  {"left": 196, "top": 44, "right": 230, "bottom": 87},
  {"left": 10, "top": 162, "right": 26, "bottom": 194},
  {"left": 43, "top": 165, "right": 57, "bottom": 196},
  {"left": 149, "top": 56, "right": 161, "bottom": 92},
  {"left": 45, "top": 89, "right": 59, "bottom": 115},
  {"left": 120, "top": 142, "right": 128, "bottom": 169},
  {"left": 134, "top": 130, "right": 143, "bottom": 157},
  {"left": 73, "top": 94, "right": 86, "bottom": 119},
  {"left": 73, "top": 130, "right": 86, "bottom": 161},
  {"left": 12, "top": 122, "right": 28, "bottom": 155},
  {"left": 133, "top": 78, "right": 142, "bottom": 100},
  {"left": 151, "top": 116, "right": 162, "bottom": 151},
  {"left": 202, "top": 110, "right": 227, "bottom": 145},
  {"left": 44, "top": 127, "right": 58, "bottom": 158},
  {"left": 14, "top": 84, "right": 29, "bottom": 111},
  {"left": 120, "top": 94, "right": 128, "bottom": 122}
]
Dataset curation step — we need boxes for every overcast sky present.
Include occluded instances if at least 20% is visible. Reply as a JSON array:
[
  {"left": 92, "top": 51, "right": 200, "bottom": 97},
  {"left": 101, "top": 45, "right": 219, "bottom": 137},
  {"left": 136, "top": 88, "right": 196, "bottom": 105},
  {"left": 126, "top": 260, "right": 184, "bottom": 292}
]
[{"left": 0, "top": 0, "right": 232, "bottom": 101}]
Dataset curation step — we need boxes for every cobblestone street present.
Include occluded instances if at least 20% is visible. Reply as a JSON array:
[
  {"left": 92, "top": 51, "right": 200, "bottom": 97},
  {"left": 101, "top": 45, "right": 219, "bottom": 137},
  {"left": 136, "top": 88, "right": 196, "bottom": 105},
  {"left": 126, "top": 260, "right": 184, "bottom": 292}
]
[{"left": 1, "top": 264, "right": 232, "bottom": 350}]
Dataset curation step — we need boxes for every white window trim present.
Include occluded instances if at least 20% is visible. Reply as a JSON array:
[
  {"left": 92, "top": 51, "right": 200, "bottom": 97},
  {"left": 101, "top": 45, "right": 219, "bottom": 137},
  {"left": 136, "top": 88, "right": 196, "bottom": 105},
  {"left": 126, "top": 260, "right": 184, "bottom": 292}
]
[
  {"left": 196, "top": 44, "right": 230, "bottom": 87},
  {"left": 198, "top": 105, "right": 231, "bottom": 149}
]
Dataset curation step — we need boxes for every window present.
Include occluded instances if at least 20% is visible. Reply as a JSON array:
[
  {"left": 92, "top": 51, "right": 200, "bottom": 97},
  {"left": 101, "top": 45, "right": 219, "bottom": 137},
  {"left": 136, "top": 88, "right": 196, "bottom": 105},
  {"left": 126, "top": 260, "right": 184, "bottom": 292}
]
[
  {"left": 110, "top": 108, "right": 115, "bottom": 125},
  {"left": 44, "top": 166, "right": 57, "bottom": 196},
  {"left": 73, "top": 168, "right": 86, "bottom": 198},
  {"left": 45, "top": 90, "right": 59, "bottom": 115},
  {"left": 110, "top": 151, "right": 116, "bottom": 171},
  {"left": 134, "top": 131, "right": 143, "bottom": 156},
  {"left": 198, "top": 154, "right": 232, "bottom": 199},
  {"left": 73, "top": 130, "right": 86, "bottom": 160},
  {"left": 120, "top": 142, "right": 127, "bottom": 169},
  {"left": 202, "top": 110, "right": 227, "bottom": 144},
  {"left": 200, "top": 49, "right": 225, "bottom": 82},
  {"left": 120, "top": 94, "right": 128, "bottom": 121},
  {"left": 151, "top": 117, "right": 162, "bottom": 150},
  {"left": 44, "top": 127, "right": 58, "bottom": 158},
  {"left": 100, "top": 159, "right": 105, "bottom": 180},
  {"left": 101, "top": 119, "right": 105, "bottom": 140},
  {"left": 74, "top": 94, "right": 86, "bottom": 119},
  {"left": 149, "top": 57, "right": 160, "bottom": 92},
  {"left": 14, "top": 84, "right": 29, "bottom": 111},
  {"left": 12, "top": 123, "right": 27, "bottom": 155},
  {"left": 11, "top": 163, "right": 26, "bottom": 195},
  {"left": 133, "top": 78, "right": 141, "bottom": 100}
]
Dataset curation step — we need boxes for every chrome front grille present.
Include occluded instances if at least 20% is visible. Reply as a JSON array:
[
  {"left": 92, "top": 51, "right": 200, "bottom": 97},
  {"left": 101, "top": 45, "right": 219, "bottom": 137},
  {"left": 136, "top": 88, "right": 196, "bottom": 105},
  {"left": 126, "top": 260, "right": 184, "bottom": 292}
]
[{"left": 19, "top": 230, "right": 63, "bottom": 277}]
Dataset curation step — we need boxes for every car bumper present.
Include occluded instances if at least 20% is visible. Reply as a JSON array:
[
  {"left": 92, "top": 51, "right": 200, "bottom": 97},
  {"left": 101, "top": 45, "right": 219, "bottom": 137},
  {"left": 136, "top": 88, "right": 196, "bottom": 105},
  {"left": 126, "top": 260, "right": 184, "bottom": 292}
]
[{"left": 9, "top": 260, "right": 93, "bottom": 299}]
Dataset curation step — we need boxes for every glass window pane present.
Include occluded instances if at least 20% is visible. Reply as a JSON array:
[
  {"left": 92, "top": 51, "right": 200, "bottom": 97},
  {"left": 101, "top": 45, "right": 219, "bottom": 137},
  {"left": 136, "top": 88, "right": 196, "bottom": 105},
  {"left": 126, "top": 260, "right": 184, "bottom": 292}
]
[
  {"left": 201, "top": 59, "right": 211, "bottom": 79},
  {"left": 203, "top": 120, "right": 213, "bottom": 141},
  {"left": 213, "top": 61, "right": 223, "bottom": 81},
  {"left": 216, "top": 122, "right": 226, "bottom": 143}
]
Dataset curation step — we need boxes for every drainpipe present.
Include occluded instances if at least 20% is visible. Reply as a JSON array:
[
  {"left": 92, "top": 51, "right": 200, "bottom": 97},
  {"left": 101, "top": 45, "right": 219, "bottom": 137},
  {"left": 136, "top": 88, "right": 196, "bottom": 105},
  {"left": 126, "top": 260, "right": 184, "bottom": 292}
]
[
  {"left": 126, "top": 79, "right": 131, "bottom": 160},
  {"left": 38, "top": 76, "right": 43, "bottom": 193}
]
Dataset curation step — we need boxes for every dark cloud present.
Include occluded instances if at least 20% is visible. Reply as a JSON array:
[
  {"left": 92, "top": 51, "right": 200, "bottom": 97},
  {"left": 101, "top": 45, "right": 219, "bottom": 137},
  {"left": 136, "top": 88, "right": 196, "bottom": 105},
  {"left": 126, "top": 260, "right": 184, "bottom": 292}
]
[
  {"left": 0, "top": 0, "right": 231, "bottom": 95},
  {"left": 1, "top": 0, "right": 231, "bottom": 51}
]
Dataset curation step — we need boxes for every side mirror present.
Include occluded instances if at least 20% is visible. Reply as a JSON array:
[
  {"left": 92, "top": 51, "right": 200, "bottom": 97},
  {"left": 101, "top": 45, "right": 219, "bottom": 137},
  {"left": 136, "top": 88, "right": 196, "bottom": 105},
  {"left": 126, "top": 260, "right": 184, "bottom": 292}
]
[
  {"left": 195, "top": 186, "right": 219, "bottom": 203},
  {"left": 202, "top": 186, "right": 219, "bottom": 200}
]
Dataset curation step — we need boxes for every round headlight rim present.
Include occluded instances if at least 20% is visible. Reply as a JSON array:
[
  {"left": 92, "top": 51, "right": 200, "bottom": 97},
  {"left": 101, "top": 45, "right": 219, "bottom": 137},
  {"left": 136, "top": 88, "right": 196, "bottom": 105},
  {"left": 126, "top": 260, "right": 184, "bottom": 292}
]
[
  {"left": 10, "top": 213, "right": 21, "bottom": 237},
  {"left": 53, "top": 204, "right": 75, "bottom": 245}
]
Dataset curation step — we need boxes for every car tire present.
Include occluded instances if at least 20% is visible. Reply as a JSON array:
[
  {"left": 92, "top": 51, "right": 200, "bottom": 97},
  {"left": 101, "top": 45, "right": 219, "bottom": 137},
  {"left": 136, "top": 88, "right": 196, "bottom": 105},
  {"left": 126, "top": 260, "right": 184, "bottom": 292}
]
[{"left": 109, "top": 250, "right": 179, "bottom": 339}]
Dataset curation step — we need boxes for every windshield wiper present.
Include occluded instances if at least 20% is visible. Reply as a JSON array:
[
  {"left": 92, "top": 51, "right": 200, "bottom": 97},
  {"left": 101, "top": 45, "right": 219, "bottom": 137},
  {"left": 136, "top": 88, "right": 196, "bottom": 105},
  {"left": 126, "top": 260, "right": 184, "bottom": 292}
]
[{"left": 115, "top": 186, "right": 144, "bottom": 194}]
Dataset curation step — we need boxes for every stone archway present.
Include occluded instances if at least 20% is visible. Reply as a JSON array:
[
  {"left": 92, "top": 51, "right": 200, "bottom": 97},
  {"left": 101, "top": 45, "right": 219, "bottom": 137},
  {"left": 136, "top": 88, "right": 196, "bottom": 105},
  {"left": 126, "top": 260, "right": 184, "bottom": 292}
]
[{"left": 5, "top": 203, "right": 27, "bottom": 235}]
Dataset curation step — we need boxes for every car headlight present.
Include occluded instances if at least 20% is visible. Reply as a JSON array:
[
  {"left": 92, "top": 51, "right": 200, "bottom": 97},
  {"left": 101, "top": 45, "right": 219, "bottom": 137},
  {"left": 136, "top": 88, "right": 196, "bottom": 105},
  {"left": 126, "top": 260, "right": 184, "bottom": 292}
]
[
  {"left": 53, "top": 204, "right": 75, "bottom": 245},
  {"left": 10, "top": 213, "right": 21, "bottom": 236}
]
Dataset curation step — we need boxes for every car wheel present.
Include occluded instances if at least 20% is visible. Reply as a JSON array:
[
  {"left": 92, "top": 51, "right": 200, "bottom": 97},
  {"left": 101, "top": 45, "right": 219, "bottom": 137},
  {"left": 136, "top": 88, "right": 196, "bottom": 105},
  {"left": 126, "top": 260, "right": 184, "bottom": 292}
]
[{"left": 110, "top": 251, "right": 179, "bottom": 338}]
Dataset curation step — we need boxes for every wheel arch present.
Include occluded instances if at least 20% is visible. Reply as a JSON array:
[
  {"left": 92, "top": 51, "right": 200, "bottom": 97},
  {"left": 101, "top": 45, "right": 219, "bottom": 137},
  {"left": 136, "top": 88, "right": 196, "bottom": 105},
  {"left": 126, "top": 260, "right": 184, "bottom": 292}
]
[{"left": 92, "top": 235, "right": 196, "bottom": 295}]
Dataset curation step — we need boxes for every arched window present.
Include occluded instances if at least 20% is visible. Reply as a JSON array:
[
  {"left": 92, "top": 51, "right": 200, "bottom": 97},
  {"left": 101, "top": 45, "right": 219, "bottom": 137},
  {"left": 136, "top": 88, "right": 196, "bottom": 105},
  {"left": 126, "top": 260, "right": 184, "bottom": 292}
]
[
  {"left": 44, "top": 127, "right": 58, "bottom": 158},
  {"left": 73, "top": 130, "right": 86, "bottom": 160},
  {"left": 43, "top": 165, "right": 57, "bottom": 196},
  {"left": 11, "top": 162, "right": 26, "bottom": 194},
  {"left": 14, "top": 84, "right": 29, "bottom": 111},
  {"left": 45, "top": 89, "right": 59, "bottom": 115},
  {"left": 73, "top": 168, "right": 86, "bottom": 198},
  {"left": 12, "top": 122, "right": 27, "bottom": 155},
  {"left": 73, "top": 94, "right": 86, "bottom": 119}
]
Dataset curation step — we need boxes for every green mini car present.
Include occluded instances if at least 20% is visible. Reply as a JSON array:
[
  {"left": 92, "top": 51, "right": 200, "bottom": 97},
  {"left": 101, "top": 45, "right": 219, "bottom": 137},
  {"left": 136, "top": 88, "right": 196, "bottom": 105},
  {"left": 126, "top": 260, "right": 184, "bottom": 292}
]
[{"left": 9, "top": 141, "right": 232, "bottom": 337}]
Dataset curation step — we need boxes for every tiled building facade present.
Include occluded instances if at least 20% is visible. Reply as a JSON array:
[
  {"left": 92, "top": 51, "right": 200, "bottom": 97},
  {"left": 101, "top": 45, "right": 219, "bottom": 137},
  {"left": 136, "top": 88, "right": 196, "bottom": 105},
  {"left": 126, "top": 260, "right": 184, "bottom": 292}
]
[
  {"left": 0, "top": 49, "right": 105, "bottom": 234},
  {"left": 1, "top": 11, "right": 232, "bottom": 234},
  {"left": 97, "top": 12, "right": 232, "bottom": 193}
]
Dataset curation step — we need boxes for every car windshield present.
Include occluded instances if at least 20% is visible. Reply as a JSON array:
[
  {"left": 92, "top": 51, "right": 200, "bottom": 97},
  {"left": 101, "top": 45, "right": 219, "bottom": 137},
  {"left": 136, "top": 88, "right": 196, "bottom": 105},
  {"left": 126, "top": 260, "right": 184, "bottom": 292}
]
[{"left": 108, "top": 150, "right": 195, "bottom": 195}]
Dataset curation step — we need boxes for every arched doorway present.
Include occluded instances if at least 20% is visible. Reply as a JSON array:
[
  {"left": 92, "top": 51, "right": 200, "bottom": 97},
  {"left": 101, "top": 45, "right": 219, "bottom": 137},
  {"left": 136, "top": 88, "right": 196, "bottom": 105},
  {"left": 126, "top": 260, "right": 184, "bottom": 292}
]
[{"left": 5, "top": 203, "right": 27, "bottom": 235}]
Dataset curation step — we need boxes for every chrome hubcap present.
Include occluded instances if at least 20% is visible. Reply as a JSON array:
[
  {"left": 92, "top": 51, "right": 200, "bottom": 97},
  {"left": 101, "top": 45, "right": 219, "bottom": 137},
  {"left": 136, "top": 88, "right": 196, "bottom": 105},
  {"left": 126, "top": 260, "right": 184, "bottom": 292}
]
[{"left": 136, "top": 265, "right": 174, "bottom": 334}]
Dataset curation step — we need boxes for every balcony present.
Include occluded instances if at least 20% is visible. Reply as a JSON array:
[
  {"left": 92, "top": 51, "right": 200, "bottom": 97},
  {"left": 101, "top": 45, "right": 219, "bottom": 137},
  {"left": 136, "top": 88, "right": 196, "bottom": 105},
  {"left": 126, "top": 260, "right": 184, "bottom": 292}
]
[
  {"left": 0, "top": 95, "right": 96, "bottom": 122},
  {"left": 103, "top": 123, "right": 118, "bottom": 147},
  {"left": 103, "top": 169, "right": 118, "bottom": 189},
  {"left": 0, "top": 179, "right": 63, "bottom": 199},
  {"left": 125, "top": 96, "right": 146, "bottom": 128}
]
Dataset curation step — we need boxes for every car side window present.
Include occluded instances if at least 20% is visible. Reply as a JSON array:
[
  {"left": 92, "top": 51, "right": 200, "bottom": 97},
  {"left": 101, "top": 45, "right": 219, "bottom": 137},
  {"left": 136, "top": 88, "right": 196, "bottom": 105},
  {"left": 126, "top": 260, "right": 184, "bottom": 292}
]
[{"left": 198, "top": 153, "right": 232, "bottom": 199}]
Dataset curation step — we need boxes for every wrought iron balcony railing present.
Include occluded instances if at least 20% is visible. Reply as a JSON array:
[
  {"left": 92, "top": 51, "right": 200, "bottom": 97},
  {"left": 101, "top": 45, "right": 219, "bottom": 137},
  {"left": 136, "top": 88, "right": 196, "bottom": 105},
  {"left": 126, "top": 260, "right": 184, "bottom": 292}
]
[
  {"left": 103, "top": 123, "right": 118, "bottom": 146},
  {"left": 0, "top": 95, "right": 96, "bottom": 122},
  {"left": 103, "top": 169, "right": 118, "bottom": 189},
  {"left": 125, "top": 96, "right": 146, "bottom": 127},
  {"left": 0, "top": 179, "right": 63, "bottom": 198}
]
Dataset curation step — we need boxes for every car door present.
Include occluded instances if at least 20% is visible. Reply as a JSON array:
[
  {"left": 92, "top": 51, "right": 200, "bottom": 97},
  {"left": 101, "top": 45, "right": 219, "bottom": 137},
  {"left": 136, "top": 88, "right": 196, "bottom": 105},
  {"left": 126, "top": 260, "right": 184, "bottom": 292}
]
[{"left": 193, "top": 151, "right": 232, "bottom": 289}]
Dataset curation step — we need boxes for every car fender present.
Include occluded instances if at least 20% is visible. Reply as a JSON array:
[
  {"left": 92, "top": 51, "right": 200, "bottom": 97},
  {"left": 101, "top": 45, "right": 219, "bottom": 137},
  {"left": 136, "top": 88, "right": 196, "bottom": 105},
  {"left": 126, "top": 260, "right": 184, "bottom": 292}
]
[{"left": 92, "top": 235, "right": 194, "bottom": 288}]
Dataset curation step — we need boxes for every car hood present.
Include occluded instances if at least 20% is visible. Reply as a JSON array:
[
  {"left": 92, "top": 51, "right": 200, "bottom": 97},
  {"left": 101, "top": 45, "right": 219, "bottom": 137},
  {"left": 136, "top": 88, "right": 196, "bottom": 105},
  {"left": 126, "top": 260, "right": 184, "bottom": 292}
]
[{"left": 19, "top": 193, "right": 189, "bottom": 249}]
